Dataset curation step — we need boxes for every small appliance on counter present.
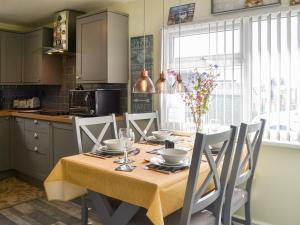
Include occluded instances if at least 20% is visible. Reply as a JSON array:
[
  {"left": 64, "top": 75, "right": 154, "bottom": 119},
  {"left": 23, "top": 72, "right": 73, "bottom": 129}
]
[
  {"left": 69, "top": 89, "right": 121, "bottom": 117},
  {"left": 13, "top": 97, "right": 40, "bottom": 109}
]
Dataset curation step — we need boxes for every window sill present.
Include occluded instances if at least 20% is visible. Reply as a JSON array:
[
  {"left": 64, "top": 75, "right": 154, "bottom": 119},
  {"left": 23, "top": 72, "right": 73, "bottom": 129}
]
[{"left": 262, "top": 140, "right": 300, "bottom": 150}]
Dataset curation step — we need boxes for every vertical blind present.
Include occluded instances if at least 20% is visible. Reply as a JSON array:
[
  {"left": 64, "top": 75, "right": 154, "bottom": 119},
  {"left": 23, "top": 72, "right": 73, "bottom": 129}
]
[
  {"left": 161, "top": 9, "right": 300, "bottom": 144},
  {"left": 249, "top": 11, "right": 300, "bottom": 143}
]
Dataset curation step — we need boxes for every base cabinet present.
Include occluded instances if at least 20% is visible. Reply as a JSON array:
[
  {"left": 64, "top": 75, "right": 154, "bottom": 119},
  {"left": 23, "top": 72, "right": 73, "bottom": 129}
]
[
  {"left": 52, "top": 123, "right": 77, "bottom": 166},
  {"left": 0, "top": 117, "right": 10, "bottom": 171}
]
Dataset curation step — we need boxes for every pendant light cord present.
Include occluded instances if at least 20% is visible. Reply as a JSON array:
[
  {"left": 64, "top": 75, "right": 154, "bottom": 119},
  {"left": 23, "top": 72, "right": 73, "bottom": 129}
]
[
  {"left": 178, "top": 0, "right": 181, "bottom": 78},
  {"left": 143, "top": 0, "right": 146, "bottom": 70},
  {"left": 162, "top": 0, "right": 165, "bottom": 72}
]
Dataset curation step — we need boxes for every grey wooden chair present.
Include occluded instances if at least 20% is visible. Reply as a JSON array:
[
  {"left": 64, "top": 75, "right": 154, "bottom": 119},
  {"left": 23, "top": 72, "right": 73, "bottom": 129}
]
[
  {"left": 132, "top": 126, "right": 237, "bottom": 225},
  {"left": 125, "top": 111, "right": 160, "bottom": 142},
  {"left": 223, "top": 119, "right": 266, "bottom": 225},
  {"left": 73, "top": 115, "right": 118, "bottom": 225},
  {"left": 73, "top": 114, "right": 118, "bottom": 153}
]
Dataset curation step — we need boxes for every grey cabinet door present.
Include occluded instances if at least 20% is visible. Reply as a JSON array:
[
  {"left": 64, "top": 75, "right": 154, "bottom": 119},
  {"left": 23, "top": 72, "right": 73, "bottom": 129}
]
[
  {"left": 12, "top": 117, "right": 26, "bottom": 172},
  {"left": 23, "top": 30, "right": 42, "bottom": 83},
  {"left": 52, "top": 123, "right": 77, "bottom": 166},
  {"left": 0, "top": 117, "right": 10, "bottom": 171},
  {"left": 76, "top": 13, "right": 107, "bottom": 83},
  {"left": 0, "top": 32, "right": 23, "bottom": 83}
]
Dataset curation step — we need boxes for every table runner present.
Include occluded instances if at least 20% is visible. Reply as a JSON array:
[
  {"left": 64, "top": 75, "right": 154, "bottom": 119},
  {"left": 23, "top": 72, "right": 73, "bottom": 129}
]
[{"left": 44, "top": 143, "right": 214, "bottom": 225}]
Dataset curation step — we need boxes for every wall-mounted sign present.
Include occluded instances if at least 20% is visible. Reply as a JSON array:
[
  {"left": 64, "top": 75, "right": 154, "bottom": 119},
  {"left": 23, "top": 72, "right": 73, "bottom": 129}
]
[{"left": 130, "top": 35, "right": 153, "bottom": 113}]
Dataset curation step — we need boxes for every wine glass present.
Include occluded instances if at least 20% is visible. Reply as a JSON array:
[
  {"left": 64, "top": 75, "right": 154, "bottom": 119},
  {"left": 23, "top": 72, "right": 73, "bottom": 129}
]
[
  {"left": 209, "top": 119, "right": 221, "bottom": 133},
  {"left": 129, "top": 128, "right": 135, "bottom": 145},
  {"left": 115, "top": 128, "right": 135, "bottom": 172}
]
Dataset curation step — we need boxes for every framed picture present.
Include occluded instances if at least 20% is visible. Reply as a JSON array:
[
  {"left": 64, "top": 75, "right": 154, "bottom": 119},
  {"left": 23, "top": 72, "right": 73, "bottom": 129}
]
[
  {"left": 167, "top": 3, "right": 195, "bottom": 25},
  {"left": 290, "top": 0, "right": 300, "bottom": 5},
  {"left": 212, "top": 0, "right": 281, "bottom": 14}
]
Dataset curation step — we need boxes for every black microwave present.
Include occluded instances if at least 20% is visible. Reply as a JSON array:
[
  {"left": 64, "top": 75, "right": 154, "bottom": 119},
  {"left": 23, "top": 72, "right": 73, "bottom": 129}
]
[{"left": 69, "top": 89, "right": 121, "bottom": 117}]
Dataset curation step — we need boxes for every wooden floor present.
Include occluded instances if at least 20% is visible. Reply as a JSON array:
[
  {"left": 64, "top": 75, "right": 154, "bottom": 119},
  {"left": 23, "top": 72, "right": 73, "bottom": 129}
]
[{"left": 0, "top": 198, "right": 102, "bottom": 225}]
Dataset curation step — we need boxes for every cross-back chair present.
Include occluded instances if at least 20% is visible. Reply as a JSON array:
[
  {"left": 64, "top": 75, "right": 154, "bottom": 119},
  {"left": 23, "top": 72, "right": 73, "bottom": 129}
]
[
  {"left": 125, "top": 111, "right": 160, "bottom": 142},
  {"left": 132, "top": 126, "right": 237, "bottom": 225},
  {"left": 223, "top": 119, "right": 266, "bottom": 225},
  {"left": 73, "top": 114, "right": 118, "bottom": 153}
]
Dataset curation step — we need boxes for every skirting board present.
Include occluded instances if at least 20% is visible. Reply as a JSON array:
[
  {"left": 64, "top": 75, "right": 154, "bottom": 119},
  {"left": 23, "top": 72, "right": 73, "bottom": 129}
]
[{"left": 234, "top": 215, "right": 273, "bottom": 225}]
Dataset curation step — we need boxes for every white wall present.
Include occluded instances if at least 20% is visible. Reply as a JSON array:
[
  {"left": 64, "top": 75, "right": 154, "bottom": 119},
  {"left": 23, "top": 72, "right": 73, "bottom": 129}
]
[{"left": 107, "top": 1, "right": 300, "bottom": 225}]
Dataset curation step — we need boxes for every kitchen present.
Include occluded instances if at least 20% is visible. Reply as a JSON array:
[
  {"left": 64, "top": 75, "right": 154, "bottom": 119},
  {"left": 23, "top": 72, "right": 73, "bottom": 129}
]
[{"left": 0, "top": 1, "right": 300, "bottom": 225}]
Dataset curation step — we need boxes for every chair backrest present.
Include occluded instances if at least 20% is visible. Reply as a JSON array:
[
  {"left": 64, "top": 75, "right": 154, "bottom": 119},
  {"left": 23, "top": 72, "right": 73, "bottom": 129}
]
[
  {"left": 224, "top": 119, "right": 266, "bottom": 210},
  {"left": 125, "top": 111, "right": 160, "bottom": 142},
  {"left": 180, "top": 126, "right": 237, "bottom": 225},
  {"left": 73, "top": 114, "right": 118, "bottom": 153}
]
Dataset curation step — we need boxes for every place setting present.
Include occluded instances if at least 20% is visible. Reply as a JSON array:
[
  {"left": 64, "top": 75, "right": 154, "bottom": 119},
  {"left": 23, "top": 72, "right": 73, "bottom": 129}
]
[
  {"left": 144, "top": 148, "right": 191, "bottom": 174},
  {"left": 143, "top": 130, "right": 182, "bottom": 145},
  {"left": 83, "top": 128, "right": 140, "bottom": 160}
]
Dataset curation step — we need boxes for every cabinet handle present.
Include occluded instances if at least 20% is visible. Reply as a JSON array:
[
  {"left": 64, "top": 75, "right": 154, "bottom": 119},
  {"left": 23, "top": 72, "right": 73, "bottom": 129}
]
[
  {"left": 34, "top": 133, "right": 38, "bottom": 139},
  {"left": 34, "top": 120, "right": 38, "bottom": 125},
  {"left": 76, "top": 75, "right": 82, "bottom": 80},
  {"left": 34, "top": 146, "right": 38, "bottom": 152}
]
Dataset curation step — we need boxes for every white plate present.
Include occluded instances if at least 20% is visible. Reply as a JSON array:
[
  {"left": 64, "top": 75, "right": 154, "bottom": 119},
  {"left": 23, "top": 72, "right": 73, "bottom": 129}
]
[
  {"left": 147, "top": 136, "right": 179, "bottom": 142},
  {"left": 149, "top": 156, "right": 190, "bottom": 168}
]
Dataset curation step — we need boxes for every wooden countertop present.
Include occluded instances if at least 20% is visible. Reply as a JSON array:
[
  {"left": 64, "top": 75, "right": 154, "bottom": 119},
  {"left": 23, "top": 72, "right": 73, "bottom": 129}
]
[{"left": 0, "top": 110, "right": 124, "bottom": 124}]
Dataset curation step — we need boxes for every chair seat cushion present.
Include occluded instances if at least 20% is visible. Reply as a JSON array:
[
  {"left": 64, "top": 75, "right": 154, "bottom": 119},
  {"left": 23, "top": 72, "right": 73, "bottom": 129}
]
[
  {"left": 165, "top": 209, "right": 216, "bottom": 225},
  {"left": 131, "top": 208, "right": 216, "bottom": 225},
  {"left": 231, "top": 188, "right": 248, "bottom": 213}
]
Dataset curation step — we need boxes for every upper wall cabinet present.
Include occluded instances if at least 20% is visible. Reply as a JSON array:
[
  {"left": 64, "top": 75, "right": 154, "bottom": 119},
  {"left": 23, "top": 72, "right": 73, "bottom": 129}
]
[
  {"left": 0, "top": 31, "right": 23, "bottom": 84},
  {"left": 76, "top": 10, "right": 128, "bottom": 83},
  {"left": 23, "top": 28, "right": 62, "bottom": 85}
]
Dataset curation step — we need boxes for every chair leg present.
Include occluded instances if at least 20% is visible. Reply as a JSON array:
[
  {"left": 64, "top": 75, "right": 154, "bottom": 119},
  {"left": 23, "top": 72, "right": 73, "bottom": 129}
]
[
  {"left": 81, "top": 196, "right": 89, "bottom": 225},
  {"left": 245, "top": 200, "right": 252, "bottom": 225},
  {"left": 223, "top": 210, "right": 232, "bottom": 225}
]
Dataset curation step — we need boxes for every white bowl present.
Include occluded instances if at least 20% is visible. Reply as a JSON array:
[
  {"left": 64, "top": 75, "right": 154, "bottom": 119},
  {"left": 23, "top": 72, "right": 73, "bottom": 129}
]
[
  {"left": 152, "top": 130, "right": 172, "bottom": 140},
  {"left": 103, "top": 139, "right": 123, "bottom": 150},
  {"left": 159, "top": 148, "right": 188, "bottom": 164}
]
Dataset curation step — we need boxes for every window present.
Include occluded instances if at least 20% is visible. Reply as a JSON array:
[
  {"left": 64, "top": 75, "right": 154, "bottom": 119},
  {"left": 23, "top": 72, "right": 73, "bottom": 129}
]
[{"left": 161, "top": 10, "right": 300, "bottom": 143}]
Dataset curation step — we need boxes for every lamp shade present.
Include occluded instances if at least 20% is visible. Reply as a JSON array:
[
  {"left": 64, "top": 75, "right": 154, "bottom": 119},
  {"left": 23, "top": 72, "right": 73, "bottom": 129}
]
[
  {"left": 173, "top": 74, "right": 186, "bottom": 93},
  {"left": 155, "top": 71, "right": 171, "bottom": 94},
  {"left": 132, "top": 69, "right": 156, "bottom": 93}
]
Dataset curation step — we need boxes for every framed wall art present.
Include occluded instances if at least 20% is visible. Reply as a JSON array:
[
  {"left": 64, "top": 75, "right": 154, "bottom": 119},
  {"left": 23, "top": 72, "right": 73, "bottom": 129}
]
[
  {"left": 167, "top": 3, "right": 195, "bottom": 25},
  {"left": 212, "top": 0, "right": 281, "bottom": 14}
]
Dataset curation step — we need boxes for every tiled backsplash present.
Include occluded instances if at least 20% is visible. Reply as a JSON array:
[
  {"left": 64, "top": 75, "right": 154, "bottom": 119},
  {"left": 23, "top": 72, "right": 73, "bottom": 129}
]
[{"left": 0, "top": 55, "right": 128, "bottom": 112}]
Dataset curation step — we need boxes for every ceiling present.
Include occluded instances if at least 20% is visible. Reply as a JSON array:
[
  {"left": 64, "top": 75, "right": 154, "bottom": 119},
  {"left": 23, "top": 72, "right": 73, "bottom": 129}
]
[{"left": 0, "top": 0, "right": 134, "bottom": 27}]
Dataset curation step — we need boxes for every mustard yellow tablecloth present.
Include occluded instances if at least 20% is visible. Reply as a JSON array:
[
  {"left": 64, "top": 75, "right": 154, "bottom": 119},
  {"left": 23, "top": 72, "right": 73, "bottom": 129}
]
[{"left": 44, "top": 143, "right": 213, "bottom": 225}]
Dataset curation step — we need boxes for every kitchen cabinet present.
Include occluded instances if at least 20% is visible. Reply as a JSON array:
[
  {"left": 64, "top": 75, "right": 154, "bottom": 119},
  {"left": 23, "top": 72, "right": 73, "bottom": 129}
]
[
  {"left": 76, "top": 10, "right": 128, "bottom": 83},
  {"left": 52, "top": 122, "right": 77, "bottom": 166},
  {"left": 12, "top": 117, "right": 26, "bottom": 172},
  {"left": 0, "top": 117, "right": 10, "bottom": 171},
  {"left": 23, "top": 28, "right": 62, "bottom": 84},
  {"left": 12, "top": 117, "right": 52, "bottom": 180},
  {"left": 0, "top": 31, "right": 23, "bottom": 84}
]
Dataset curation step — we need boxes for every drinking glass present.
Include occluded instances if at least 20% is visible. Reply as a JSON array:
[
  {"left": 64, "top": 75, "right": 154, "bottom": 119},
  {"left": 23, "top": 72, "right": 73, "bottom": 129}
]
[
  {"left": 115, "top": 128, "right": 135, "bottom": 172},
  {"left": 209, "top": 119, "right": 221, "bottom": 133}
]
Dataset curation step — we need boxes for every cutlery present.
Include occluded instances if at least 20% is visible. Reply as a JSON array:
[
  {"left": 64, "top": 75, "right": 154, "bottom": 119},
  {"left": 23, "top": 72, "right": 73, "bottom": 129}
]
[
  {"left": 144, "top": 166, "right": 171, "bottom": 174},
  {"left": 83, "top": 153, "right": 107, "bottom": 159}
]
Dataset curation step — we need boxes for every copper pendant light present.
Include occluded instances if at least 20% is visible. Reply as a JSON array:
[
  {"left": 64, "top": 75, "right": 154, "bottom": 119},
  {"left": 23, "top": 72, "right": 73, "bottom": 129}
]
[
  {"left": 155, "top": 0, "right": 171, "bottom": 94},
  {"left": 132, "top": 0, "right": 155, "bottom": 94},
  {"left": 155, "top": 71, "right": 171, "bottom": 94},
  {"left": 172, "top": 0, "right": 186, "bottom": 94},
  {"left": 173, "top": 74, "right": 186, "bottom": 93}
]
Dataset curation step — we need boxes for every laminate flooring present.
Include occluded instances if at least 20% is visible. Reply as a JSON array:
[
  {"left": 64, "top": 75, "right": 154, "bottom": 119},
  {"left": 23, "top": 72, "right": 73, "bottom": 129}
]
[{"left": 0, "top": 198, "right": 102, "bottom": 225}]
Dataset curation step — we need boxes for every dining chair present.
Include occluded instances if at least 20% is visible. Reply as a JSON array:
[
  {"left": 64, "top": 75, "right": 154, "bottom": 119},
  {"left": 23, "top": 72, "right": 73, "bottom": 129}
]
[
  {"left": 73, "top": 114, "right": 118, "bottom": 153},
  {"left": 132, "top": 126, "right": 237, "bottom": 225},
  {"left": 125, "top": 111, "right": 160, "bottom": 142},
  {"left": 223, "top": 119, "right": 266, "bottom": 225}
]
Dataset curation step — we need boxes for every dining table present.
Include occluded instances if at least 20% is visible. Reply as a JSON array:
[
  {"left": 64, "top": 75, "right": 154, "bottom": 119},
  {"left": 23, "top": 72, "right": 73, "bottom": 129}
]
[{"left": 44, "top": 138, "right": 216, "bottom": 225}]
